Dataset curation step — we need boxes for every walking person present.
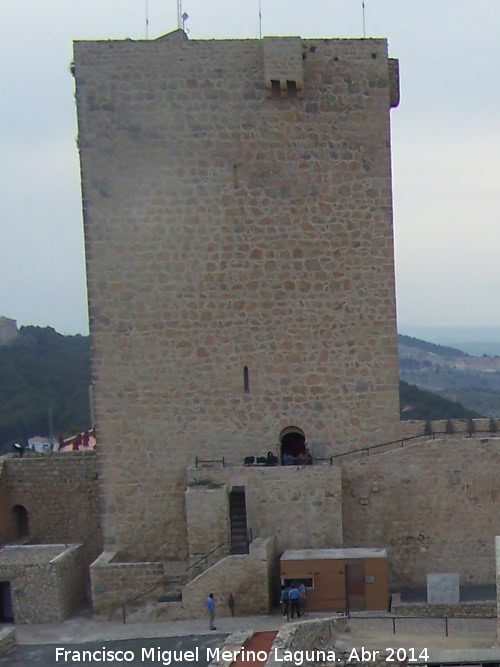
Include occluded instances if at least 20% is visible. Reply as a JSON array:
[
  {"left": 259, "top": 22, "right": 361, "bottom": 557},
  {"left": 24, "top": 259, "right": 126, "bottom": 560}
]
[{"left": 205, "top": 593, "right": 216, "bottom": 630}]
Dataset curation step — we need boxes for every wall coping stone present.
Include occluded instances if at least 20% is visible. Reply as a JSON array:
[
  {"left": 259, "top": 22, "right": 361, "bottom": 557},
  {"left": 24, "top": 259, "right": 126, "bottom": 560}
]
[{"left": 0, "top": 628, "right": 16, "bottom": 657}]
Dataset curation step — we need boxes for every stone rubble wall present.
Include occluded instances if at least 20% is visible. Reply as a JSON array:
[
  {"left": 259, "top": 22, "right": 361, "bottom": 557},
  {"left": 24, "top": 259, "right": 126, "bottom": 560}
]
[
  {"left": 74, "top": 33, "right": 401, "bottom": 562},
  {"left": 1, "top": 452, "right": 102, "bottom": 566},
  {"left": 342, "top": 438, "right": 500, "bottom": 588}
]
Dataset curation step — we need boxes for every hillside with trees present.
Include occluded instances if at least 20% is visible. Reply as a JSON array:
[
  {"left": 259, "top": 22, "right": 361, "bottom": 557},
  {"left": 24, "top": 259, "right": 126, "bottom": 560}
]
[
  {"left": 0, "top": 326, "right": 91, "bottom": 454},
  {"left": 398, "top": 334, "right": 500, "bottom": 416}
]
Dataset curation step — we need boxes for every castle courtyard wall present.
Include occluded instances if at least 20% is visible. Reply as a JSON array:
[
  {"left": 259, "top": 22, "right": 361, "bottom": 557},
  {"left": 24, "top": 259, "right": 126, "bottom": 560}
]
[
  {"left": 0, "top": 544, "right": 86, "bottom": 623},
  {"left": 342, "top": 437, "right": 500, "bottom": 588},
  {"left": 1, "top": 453, "right": 102, "bottom": 567},
  {"left": 74, "top": 33, "right": 401, "bottom": 561}
]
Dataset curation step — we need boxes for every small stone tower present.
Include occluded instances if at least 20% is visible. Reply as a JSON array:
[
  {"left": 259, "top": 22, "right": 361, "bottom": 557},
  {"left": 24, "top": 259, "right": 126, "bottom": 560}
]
[{"left": 74, "top": 31, "right": 401, "bottom": 562}]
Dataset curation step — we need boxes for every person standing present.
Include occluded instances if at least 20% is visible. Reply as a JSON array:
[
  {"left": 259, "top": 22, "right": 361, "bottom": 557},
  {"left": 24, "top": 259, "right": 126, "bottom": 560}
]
[
  {"left": 280, "top": 585, "right": 290, "bottom": 620},
  {"left": 205, "top": 593, "right": 216, "bottom": 630},
  {"left": 289, "top": 584, "right": 300, "bottom": 619}
]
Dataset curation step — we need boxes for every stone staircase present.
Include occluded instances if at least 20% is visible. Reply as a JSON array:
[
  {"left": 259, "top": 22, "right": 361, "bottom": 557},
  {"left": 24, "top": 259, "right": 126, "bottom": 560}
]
[{"left": 230, "top": 487, "right": 249, "bottom": 554}]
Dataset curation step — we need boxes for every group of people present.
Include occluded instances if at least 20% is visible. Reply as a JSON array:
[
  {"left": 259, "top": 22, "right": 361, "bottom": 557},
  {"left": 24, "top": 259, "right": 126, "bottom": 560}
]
[
  {"left": 280, "top": 582, "right": 307, "bottom": 620},
  {"left": 282, "top": 449, "right": 313, "bottom": 466},
  {"left": 205, "top": 583, "right": 307, "bottom": 630}
]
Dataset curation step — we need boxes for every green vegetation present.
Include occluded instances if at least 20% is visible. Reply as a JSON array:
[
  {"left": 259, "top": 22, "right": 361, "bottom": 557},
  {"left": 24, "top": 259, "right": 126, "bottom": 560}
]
[
  {"left": 399, "top": 380, "right": 482, "bottom": 421},
  {"left": 0, "top": 326, "right": 91, "bottom": 455}
]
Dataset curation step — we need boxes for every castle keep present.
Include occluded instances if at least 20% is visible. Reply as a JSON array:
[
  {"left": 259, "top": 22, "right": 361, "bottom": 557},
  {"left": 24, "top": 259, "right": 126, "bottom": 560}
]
[
  {"left": 74, "top": 31, "right": 401, "bottom": 571},
  {"left": 2, "top": 32, "right": 500, "bottom": 627}
]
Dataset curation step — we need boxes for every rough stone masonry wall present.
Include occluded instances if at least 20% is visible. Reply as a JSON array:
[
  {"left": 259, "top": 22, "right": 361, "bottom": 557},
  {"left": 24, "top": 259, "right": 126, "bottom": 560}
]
[
  {"left": 182, "top": 536, "right": 277, "bottom": 618},
  {"left": 186, "top": 464, "right": 343, "bottom": 556},
  {"left": 0, "top": 544, "right": 85, "bottom": 624},
  {"left": 342, "top": 438, "right": 500, "bottom": 588},
  {"left": 2, "top": 453, "right": 102, "bottom": 566},
  {"left": 74, "top": 33, "right": 401, "bottom": 562},
  {"left": 0, "top": 458, "right": 13, "bottom": 544},
  {"left": 91, "top": 551, "right": 164, "bottom": 616},
  {"left": 393, "top": 602, "right": 495, "bottom": 617}
]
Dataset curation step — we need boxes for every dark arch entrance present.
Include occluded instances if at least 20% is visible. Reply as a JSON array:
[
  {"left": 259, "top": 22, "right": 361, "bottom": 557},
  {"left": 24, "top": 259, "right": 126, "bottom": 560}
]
[
  {"left": 12, "top": 505, "right": 29, "bottom": 539},
  {"left": 279, "top": 426, "right": 306, "bottom": 464}
]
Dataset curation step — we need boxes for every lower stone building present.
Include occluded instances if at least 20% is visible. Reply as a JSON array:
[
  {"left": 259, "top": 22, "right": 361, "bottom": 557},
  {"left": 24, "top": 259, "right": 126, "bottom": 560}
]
[{"left": 1, "top": 420, "right": 500, "bottom": 622}]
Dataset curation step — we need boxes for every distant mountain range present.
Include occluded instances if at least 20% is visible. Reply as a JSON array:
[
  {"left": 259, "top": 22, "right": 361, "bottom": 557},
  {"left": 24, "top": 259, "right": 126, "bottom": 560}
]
[
  {"left": 398, "top": 334, "right": 500, "bottom": 417},
  {"left": 399, "top": 325, "right": 500, "bottom": 356}
]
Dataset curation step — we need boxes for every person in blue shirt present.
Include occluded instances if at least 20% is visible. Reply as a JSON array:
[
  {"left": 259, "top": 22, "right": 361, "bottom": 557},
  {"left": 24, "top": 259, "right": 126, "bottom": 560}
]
[
  {"left": 289, "top": 584, "right": 300, "bottom": 619},
  {"left": 205, "top": 593, "right": 216, "bottom": 630},
  {"left": 280, "top": 585, "right": 290, "bottom": 620}
]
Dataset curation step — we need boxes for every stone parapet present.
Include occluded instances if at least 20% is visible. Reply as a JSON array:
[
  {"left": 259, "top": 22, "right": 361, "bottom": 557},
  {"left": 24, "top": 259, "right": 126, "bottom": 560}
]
[
  {"left": 400, "top": 418, "right": 499, "bottom": 439},
  {"left": 343, "top": 438, "right": 500, "bottom": 587},
  {"left": 393, "top": 602, "right": 495, "bottom": 617},
  {"left": 182, "top": 536, "right": 277, "bottom": 618},
  {"left": 90, "top": 551, "right": 164, "bottom": 617}
]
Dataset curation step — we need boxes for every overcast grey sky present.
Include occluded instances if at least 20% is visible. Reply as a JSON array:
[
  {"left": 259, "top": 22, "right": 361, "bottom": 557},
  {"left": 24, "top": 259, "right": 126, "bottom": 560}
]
[{"left": 1, "top": 1, "right": 498, "bottom": 335}]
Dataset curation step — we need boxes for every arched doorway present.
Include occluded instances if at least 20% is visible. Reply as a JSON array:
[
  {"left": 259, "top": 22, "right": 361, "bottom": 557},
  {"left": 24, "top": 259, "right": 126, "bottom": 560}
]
[
  {"left": 12, "top": 505, "right": 29, "bottom": 539},
  {"left": 279, "top": 426, "right": 306, "bottom": 464}
]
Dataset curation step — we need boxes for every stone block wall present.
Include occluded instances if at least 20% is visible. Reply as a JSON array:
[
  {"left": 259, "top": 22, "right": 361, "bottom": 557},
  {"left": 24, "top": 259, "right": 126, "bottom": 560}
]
[
  {"left": 1, "top": 452, "right": 102, "bottom": 567},
  {"left": 52, "top": 545, "right": 87, "bottom": 620},
  {"left": 185, "top": 486, "right": 230, "bottom": 560},
  {"left": 74, "top": 32, "right": 401, "bottom": 562},
  {"left": 343, "top": 438, "right": 500, "bottom": 587},
  {"left": 0, "top": 544, "right": 86, "bottom": 623},
  {"left": 182, "top": 536, "right": 277, "bottom": 617},
  {"left": 0, "top": 459, "right": 13, "bottom": 544},
  {"left": 90, "top": 551, "right": 164, "bottom": 616},
  {"left": 186, "top": 464, "right": 343, "bottom": 555}
]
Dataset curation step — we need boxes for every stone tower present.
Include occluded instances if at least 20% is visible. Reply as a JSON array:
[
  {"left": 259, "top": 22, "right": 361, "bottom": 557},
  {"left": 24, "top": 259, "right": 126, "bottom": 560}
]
[{"left": 74, "top": 31, "right": 401, "bottom": 562}]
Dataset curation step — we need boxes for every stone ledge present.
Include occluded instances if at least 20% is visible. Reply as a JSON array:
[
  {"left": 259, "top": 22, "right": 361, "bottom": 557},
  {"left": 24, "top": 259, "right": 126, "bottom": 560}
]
[
  {"left": 393, "top": 602, "right": 496, "bottom": 618},
  {"left": 0, "top": 628, "right": 16, "bottom": 656}
]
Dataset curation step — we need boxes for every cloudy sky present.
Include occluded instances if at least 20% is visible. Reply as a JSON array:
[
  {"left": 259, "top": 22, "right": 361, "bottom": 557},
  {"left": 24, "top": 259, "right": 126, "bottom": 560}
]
[{"left": 1, "top": 1, "right": 498, "bottom": 335}]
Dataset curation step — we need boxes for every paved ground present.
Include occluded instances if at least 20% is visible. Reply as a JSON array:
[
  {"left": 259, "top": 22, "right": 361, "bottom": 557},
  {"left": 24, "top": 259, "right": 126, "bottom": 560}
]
[
  {"left": 1, "top": 610, "right": 499, "bottom": 666},
  {"left": 0, "top": 633, "right": 229, "bottom": 667}
]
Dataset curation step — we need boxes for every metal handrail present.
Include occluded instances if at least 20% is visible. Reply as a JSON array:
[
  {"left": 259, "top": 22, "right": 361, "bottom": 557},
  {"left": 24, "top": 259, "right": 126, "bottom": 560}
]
[
  {"left": 185, "top": 542, "right": 226, "bottom": 573},
  {"left": 330, "top": 427, "right": 498, "bottom": 464},
  {"left": 349, "top": 613, "right": 494, "bottom": 637},
  {"left": 195, "top": 456, "right": 225, "bottom": 468},
  {"left": 121, "top": 579, "right": 165, "bottom": 624}
]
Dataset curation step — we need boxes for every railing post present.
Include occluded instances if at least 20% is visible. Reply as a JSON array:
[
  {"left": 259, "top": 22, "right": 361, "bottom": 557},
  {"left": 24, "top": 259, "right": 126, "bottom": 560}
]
[
  {"left": 392, "top": 617, "right": 396, "bottom": 634},
  {"left": 445, "top": 617, "right": 448, "bottom": 637}
]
